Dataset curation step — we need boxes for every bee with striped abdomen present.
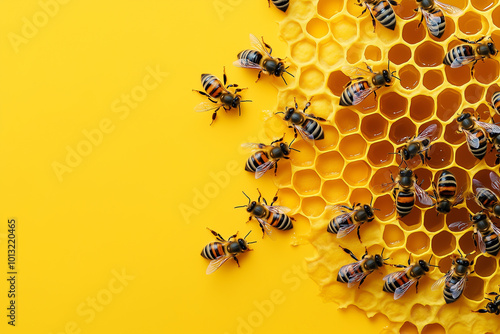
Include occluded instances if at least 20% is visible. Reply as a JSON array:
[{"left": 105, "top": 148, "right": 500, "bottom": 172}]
[
  {"left": 443, "top": 36, "right": 497, "bottom": 75},
  {"left": 357, "top": 0, "right": 398, "bottom": 31},
  {"left": 326, "top": 200, "right": 378, "bottom": 242},
  {"left": 430, "top": 170, "right": 464, "bottom": 214},
  {"left": 450, "top": 212, "right": 500, "bottom": 257},
  {"left": 456, "top": 111, "right": 488, "bottom": 160},
  {"left": 234, "top": 34, "right": 294, "bottom": 84},
  {"left": 383, "top": 255, "right": 436, "bottom": 300},
  {"left": 276, "top": 97, "right": 325, "bottom": 144},
  {"left": 268, "top": 0, "right": 289, "bottom": 12},
  {"left": 337, "top": 246, "right": 390, "bottom": 288},
  {"left": 473, "top": 117, "right": 500, "bottom": 164},
  {"left": 193, "top": 68, "right": 251, "bottom": 125},
  {"left": 475, "top": 288, "right": 500, "bottom": 315},
  {"left": 235, "top": 189, "right": 294, "bottom": 238},
  {"left": 473, "top": 172, "right": 500, "bottom": 218},
  {"left": 490, "top": 91, "right": 500, "bottom": 116},
  {"left": 381, "top": 168, "right": 433, "bottom": 217},
  {"left": 201, "top": 228, "right": 255, "bottom": 274},
  {"left": 432, "top": 251, "right": 474, "bottom": 304},
  {"left": 243, "top": 135, "right": 298, "bottom": 179},
  {"left": 395, "top": 123, "right": 437, "bottom": 167},
  {"left": 415, "top": 0, "right": 462, "bottom": 38},
  {"left": 340, "top": 61, "right": 399, "bottom": 106}
]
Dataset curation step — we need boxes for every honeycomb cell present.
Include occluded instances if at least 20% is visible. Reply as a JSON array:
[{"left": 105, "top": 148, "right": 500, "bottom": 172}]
[
  {"left": 374, "top": 194, "right": 396, "bottom": 221},
  {"left": 475, "top": 255, "right": 497, "bottom": 277},
  {"left": 301, "top": 196, "right": 326, "bottom": 218},
  {"left": 471, "top": 0, "right": 497, "bottom": 10},
  {"left": 465, "top": 84, "right": 485, "bottom": 104},
  {"left": 306, "top": 94, "right": 333, "bottom": 119},
  {"left": 322, "top": 179, "right": 349, "bottom": 203},
  {"left": 299, "top": 66, "right": 325, "bottom": 92},
  {"left": 424, "top": 210, "right": 444, "bottom": 232},
  {"left": 475, "top": 59, "right": 500, "bottom": 84},
  {"left": 316, "top": 125, "right": 339, "bottom": 151},
  {"left": 349, "top": 188, "right": 373, "bottom": 205},
  {"left": 389, "top": 117, "right": 416, "bottom": 145},
  {"left": 368, "top": 141, "right": 394, "bottom": 167},
  {"left": 414, "top": 168, "right": 433, "bottom": 190},
  {"left": 364, "top": 45, "right": 381, "bottom": 62},
  {"left": 388, "top": 43, "right": 412, "bottom": 65},
  {"left": 458, "top": 11, "right": 485, "bottom": 35},
  {"left": 444, "top": 65, "right": 471, "bottom": 87},
  {"left": 383, "top": 224, "right": 404, "bottom": 248},
  {"left": 399, "top": 209, "right": 422, "bottom": 231},
  {"left": 289, "top": 140, "right": 316, "bottom": 167},
  {"left": 486, "top": 83, "right": 500, "bottom": 102},
  {"left": 343, "top": 161, "right": 371, "bottom": 186},
  {"left": 395, "top": 0, "right": 418, "bottom": 20},
  {"left": 494, "top": 6, "right": 500, "bottom": 28},
  {"left": 280, "top": 20, "right": 303, "bottom": 42},
  {"left": 437, "top": 89, "right": 462, "bottom": 122},
  {"left": 353, "top": 93, "right": 378, "bottom": 114},
  {"left": 411, "top": 304, "right": 432, "bottom": 324},
  {"left": 316, "top": 151, "right": 344, "bottom": 179},
  {"left": 306, "top": 18, "right": 329, "bottom": 39},
  {"left": 432, "top": 231, "right": 456, "bottom": 256},
  {"left": 422, "top": 70, "right": 444, "bottom": 91},
  {"left": 421, "top": 324, "right": 445, "bottom": 334},
  {"left": 361, "top": 113, "right": 388, "bottom": 141},
  {"left": 318, "top": 38, "right": 344, "bottom": 68},
  {"left": 370, "top": 167, "right": 399, "bottom": 195},
  {"left": 292, "top": 169, "right": 321, "bottom": 195},
  {"left": 338, "top": 134, "right": 366, "bottom": 159},
  {"left": 317, "top": 0, "right": 343, "bottom": 19},
  {"left": 380, "top": 92, "right": 408, "bottom": 120},
  {"left": 402, "top": 20, "right": 427, "bottom": 44},
  {"left": 399, "top": 64, "right": 420, "bottom": 90},
  {"left": 406, "top": 232, "right": 430, "bottom": 255},
  {"left": 400, "top": 322, "right": 418, "bottom": 334},
  {"left": 476, "top": 103, "right": 491, "bottom": 121},
  {"left": 463, "top": 276, "right": 484, "bottom": 301},
  {"left": 414, "top": 41, "right": 444, "bottom": 67},
  {"left": 289, "top": 0, "right": 315, "bottom": 20},
  {"left": 444, "top": 121, "right": 465, "bottom": 145},
  {"left": 327, "top": 70, "right": 350, "bottom": 96},
  {"left": 346, "top": 42, "right": 364, "bottom": 64},
  {"left": 438, "top": 257, "right": 453, "bottom": 275},
  {"left": 410, "top": 95, "right": 434, "bottom": 122},
  {"left": 455, "top": 143, "right": 479, "bottom": 169},
  {"left": 427, "top": 142, "right": 453, "bottom": 169},
  {"left": 278, "top": 187, "right": 301, "bottom": 212},
  {"left": 291, "top": 39, "right": 316, "bottom": 64},
  {"left": 334, "top": 108, "right": 359, "bottom": 134},
  {"left": 330, "top": 15, "right": 357, "bottom": 43}
]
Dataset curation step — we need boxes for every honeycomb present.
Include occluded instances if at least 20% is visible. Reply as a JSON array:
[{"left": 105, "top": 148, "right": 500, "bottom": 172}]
[{"left": 259, "top": 0, "right": 500, "bottom": 332}]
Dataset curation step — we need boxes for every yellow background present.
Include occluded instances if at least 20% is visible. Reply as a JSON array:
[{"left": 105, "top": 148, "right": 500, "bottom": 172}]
[{"left": 0, "top": 1, "right": 394, "bottom": 333}]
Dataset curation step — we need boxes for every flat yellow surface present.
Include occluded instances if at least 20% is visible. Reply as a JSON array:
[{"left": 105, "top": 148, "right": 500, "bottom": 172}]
[{"left": 0, "top": 1, "right": 393, "bottom": 333}]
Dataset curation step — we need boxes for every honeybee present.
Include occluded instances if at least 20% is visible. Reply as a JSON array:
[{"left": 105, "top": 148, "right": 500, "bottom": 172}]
[
  {"left": 326, "top": 200, "right": 378, "bottom": 242},
  {"left": 193, "top": 68, "right": 251, "bottom": 125},
  {"left": 432, "top": 251, "right": 474, "bottom": 304},
  {"left": 243, "top": 135, "right": 298, "bottom": 179},
  {"left": 235, "top": 189, "right": 294, "bottom": 238},
  {"left": 443, "top": 36, "right": 498, "bottom": 75},
  {"left": 357, "top": 0, "right": 398, "bottom": 31},
  {"left": 337, "top": 246, "right": 390, "bottom": 288},
  {"left": 234, "top": 34, "right": 294, "bottom": 84},
  {"left": 276, "top": 97, "right": 325, "bottom": 144},
  {"left": 383, "top": 255, "right": 436, "bottom": 300},
  {"left": 450, "top": 212, "right": 500, "bottom": 257},
  {"left": 476, "top": 117, "right": 500, "bottom": 164},
  {"left": 268, "top": 0, "right": 289, "bottom": 12},
  {"left": 340, "top": 61, "right": 399, "bottom": 106},
  {"left": 456, "top": 111, "right": 488, "bottom": 160},
  {"left": 395, "top": 123, "right": 437, "bottom": 167},
  {"left": 430, "top": 170, "right": 464, "bottom": 214},
  {"left": 473, "top": 171, "right": 500, "bottom": 218},
  {"left": 490, "top": 91, "right": 500, "bottom": 116},
  {"left": 415, "top": 0, "right": 462, "bottom": 38},
  {"left": 201, "top": 228, "right": 255, "bottom": 275},
  {"left": 381, "top": 168, "right": 433, "bottom": 217},
  {"left": 475, "top": 288, "right": 500, "bottom": 315}
]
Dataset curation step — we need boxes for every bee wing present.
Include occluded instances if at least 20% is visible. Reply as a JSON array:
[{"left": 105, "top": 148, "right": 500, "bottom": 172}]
[
  {"left": 378, "top": 181, "right": 397, "bottom": 193},
  {"left": 416, "top": 124, "right": 438, "bottom": 142},
  {"left": 338, "top": 261, "right": 361, "bottom": 285},
  {"left": 341, "top": 66, "right": 373, "bottom": 80},
  {"left": 454, "top": 190, "right": 465, "bottom": 206},
  {"left": 476, "top": 229, "right": 487, "bottom": 254},
  {"left": 266, "top": 205, "right": 291, "bottom": 214},
  {"left": 206, "top": 254, "right": 232, "bottom": 275},
  {"left": 294, "top": 124, "right": 315, "bottom": 144},
  {"left": 194, "top": 102, "right": 222, "bottom": 112},
  {"left": 448, "top": 221, "right": 471, "bottom": 232},
  {"left": 476, "top": 120, "right": 500, "bottom": 135},
  {"left": 450, "top": 276, "right": 467, "bottom": 300},
  {"left": 431, "top": 269, "right": 454, "bottom": 291},
  {"left": 383, "top": 266, "right": 411, "bottom": 282},
  {"left": 249, "top": 33, "right": 273, "bottom": 58},
  {"left": 415, "top": 182, "right": 433, "bottom": 206},
  {"left": 472, "top": 178, "right": 485, "bottom": 192},
  {"left": 233, "top": 59, "right": 263, "bottom": 70},
  {"left": 255, "top": 217, "right": 275, "bottom": 240},
  {"left": 464, "top": 129, "right": 481, "bottom": 149},
  {"left": 422, "top": 9, "right": 443, "bottom": 29},
  {"left": 241, "top": 143, "right": 269, "bottom": 151},
  {"left": 347, "top": 271, "right": 369, "bottom": 288},
  {"left": 337, "top": 222, "right": 358, "bottom": 238},
  {"left": 352, "top": 86, "right": 376, "bottom": 106},
  {"left": 489, "top": 171, "right": 500, "bottom": 193},
  {"left": 394, "top": 278, "right": 418, "bottom": 300},
  {"left": 450, "top": 55, "right": 476, "bottom": 68},
  {"left": 491, "top": 222, "right": 500, "bottom": 236},
  {"left": 434, "top": 0, "right": 463, "bottom": 15},
  {"left": 255, "top": 160, "right": 276, "bottom": 179}
]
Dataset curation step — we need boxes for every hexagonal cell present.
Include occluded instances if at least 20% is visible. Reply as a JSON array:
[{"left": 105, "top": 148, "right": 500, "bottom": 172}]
[
  {"left": 456, "top": 143, "right": 481, "bottom": 169},
  {"left": 389, "top": 117, "right": 416, "bottom": 145},
  {"left": 330, "top": 15, "right": 357, "bottom": 43},
  {"left": 306, "top": 94, "right": 333, "bottom": 120},
  {"left": 334, "top": 108, "right": 359, "bottom": 134},
  {"left": 422, "top": 70, "right": 444, "bottom": 91},
  {"left": 486, "top": 83, "right": 500, "bottom": 105},
  {"left": 494, "top": 5, "right": 500, "bottom": 28},
  {"left": 364, "top": 45, "right": 381, "bottom": 62},
  {"left": 299, "top": 66, "right": 324, "bottom": 92},
  {"left": 280, "top": 20, "right": 303, "bottom": 42},
  {"left": 465, "top": 84, "right": 485, "bottom": 104},
  {"left": 410, "top": 95, "right": 434, "bottom": 122},
  {"left": 415, "top": 41, "right": 444, "bottom": 67},
  {"left": 273, "top": 159, "right": 292, "bottom": 188},
  {"left": 388, "top": 43, "right": 412, "bottom": 65},
  {"left": 338, "top": 134, "right": 367, "bottom": 159},
  {"left": 346, "top": 42, "right": 364, "bottom": 64},
  {"left": 316, "top": 151, "right": 344, "bottom": 179},
  {"left": 475, "top": 255, "right": 497, "bottom": 277},
  {"left": 380, "top": 92, "right": 408, "bottom": 120},
  {"left": 289, "top": 0, "right": 315, "bottom": 20},
  {"left": 327, "top": 70, "right": 350, "bottom": 96},
  {"left": 317, "top": 0, "right": 343, "bottom": 19},
  {"left": 464, "top": 276, "right": 484, "bottom": 301},
  {"left": 432, "top": 231, "right": 456, "bottom": 256},
  {"left": 349, "top": 188, "right": 373, "bottom": 205},
  {"left": 395, "top": 0, "right": 418, "bottom": 19},
  {"left": 289, "top": 140, "right": 316, "bottom": 167},
  {"left": 402, "top": 20, "right": 427, "bottom": 44},
  {"left": 316, "top": 125, "right": 339, "bottom": 151},
  {"left": 476, "top": 103, "right": 491, "bottom": 121},
  {"left": 277, "top": 187, "right": 301, "bottom": 212},
  {"left": 421, "top": 324, "right": 445, "bottom": 334},
  {"left": 447, "top": 207, "right": 472, "bottom": 231},
  {"left": 428, "top": 142, "right": 453, "bottom": 169},
  {"left": 444, "top": 121, "right": 465, "bottom": 145},
  {"left": 292, "top": 169, "right": 321, "bottom": 195},
  {"left": 399, "top": 208, "right": 422, "bottom": 231},
  {"left": 437, "top": 88, "right": 462, "bottom": 122},
  {"left": 291, "top": 39, "right": 316, "bottom": 64},
  {"left": 301, "top": 196, "right": 326, "bottom": 218},
  {"left": 471, "top": 0, "right": 498, "bottom": 10},
  {"left": 429, "top": 17, "right": 455, "bottom": 42},
  {"left": 383, "top": 224, "right": 405, "bottom": 248},
  {"left": 399, "top": 64, "right": 420, "bottom": 90},
  {"left": 361, "top": 113, "right": 388, "bottom": 141},
  {"left": 322, "top": 179, "right": 349, "bottom": 203},
  {"left": 414, "top": 168, "right": 433, "bottom": 190},
  {"left": 306, "top": 18, "right": 329, "bottom": 39},
  {"left": 369, "top": 166, "right": 399, "bottom": 194},
  {"left": 318, "top": 38, "right": 344, "bottom": 68},
  {"left": 353, "top": 93, "right": 378, "bottom": 114},
  {"left": 406, "top": 232, "right": 430, "bottom": 255},
  {"left": 368, "top": 141, "right": 394, "bottom": 167},
  {"left": 343, "top": 161, "right": 371, "bottom": 186},
  {"left": 458, "top": 11, "right": 487, "bottom": 35},
  {"left": 424, "top": 210, "right": 444, "bottom": 232},
  {"left": 475, "top": 58, "right": 500, "bottom": 84},
  {"left": 445, "top": 65, "right": 471, "bottom": 87}
]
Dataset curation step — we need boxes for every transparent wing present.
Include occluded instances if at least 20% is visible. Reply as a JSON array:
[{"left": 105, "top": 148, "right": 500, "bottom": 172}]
[
  {"left": 476, "top": 228, "right": 486, "bottom": 254},
  {"left": 255, "top": 160, "right": 276, "bottom": 179},
  {"left": 415, "top": 182, "right": 433, "bottom": 206},
  {"left": 423, "top": 9, "right": 444, "bottom": 29},
  {"left": 450, "top": 276, "right": 467, "bottom": 299},
  {"left": 241, "top": 142, "right": 269, "bottom": 151},
  {"left": 338, "top": 261, "right": 362, "bottom": 287},
  {"left": 347, "top": 272, "right": 369, "bottom": 288},
  {"left": 454, "top": 190, "right": 465, "bottom": 206},
  {"left": 435, "top": 0, "right": 463, "bottom": 15},
  {"left": 256, "top": 217, "right": 275, "bottom": 240},
  {"left": 476, "top": 120, "right": 500, "bottom": 135},
  {"left": 352, "top": 86, "right": 376, "bottom": 106},
  {"left": 337, "top": 222, "right": 358, "bottom": 238},
  {"left": 431, "top": 270, "right": 453, "bottom": 291},
  {"left": 249, "top": 33, "right": 272, "bottom": 57},
  {"left": 206, "top": 255, "right": 231, "bottom": 275},
  {"left": 383, "top": 266, "right": 411, "bottom": 282},
  {"left": 266, "top": 205, "right": 291, "bottom": 214},
  {"left": 490, "top": 172, "right": 500, "bottom": 193},
  {"left": 233, "top": 59, "right": 262, "bottom": 70},
  {"left": 394, "top": 278, "right": 417, "bottom": 300},
  {"left": 464, "top": 130, "right": 480, "bottom": 149},
  {"left": 491, "top": 222, "right": 500, "bottom": 235},
  {"left": 379, "top": 181, "right": 397, "bottom": 193},
  {"left": 450, "top": 56, "right": 476, "bottom": 68},
  {"left": 341, "top": 66, "right": 373, "bottom": 80},
  {"left": 294, "top": 124, "right": 315, "bottom": 144},
  {"left": 194, "top": 102, "right": 222, "bottom": 112},
  {"left": 416, "top": 124, "right": 438, "bottom": 142},
  {"left": 448, "top": 221, "right": 471, "bottom": 232},
  {"left": 472, "top": 178, "right": 485, "bottom": 192}
]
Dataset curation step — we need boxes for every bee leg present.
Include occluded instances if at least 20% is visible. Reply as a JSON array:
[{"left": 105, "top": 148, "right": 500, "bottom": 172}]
[
  {"left": 470, "top": 60, "right": 478, "bottom": 76},
  {"left": 210, "top": 108, "right": 219, "bottom": 126},
  {"left": 207, "top": 228, "right": 226, "bottom": 241},
  {"left": 270, "top": 191, "right": 279, "bottom": 206},
  {"left": 358, "top": 275, "right": 368, "bottom": 288},
  {"left": 419, "top": 153, "right": 426, "bottom": 165},
  {"left": 193, "top": 90, "right": 217, "bottom": 102},
  {"left": 388, "top": 0, "right": 397, "bottom": 5},
  {"left": 339, "top": 245, "right": 359, "bottom": 261},
  {"left": 415, "top": 279, "right": 420, "bottom": 294},
  {"left": 257, "top": 188, "right": 263, "bottom": 203},
  {"left": 223, "top": 66, "right": 228, "bottom": 86},
  {"left": 417, "top": 11, "right": 424, "bottom": 28},
  {"left": 233, "top": 255, "right": 240, "bottom": 267},
  {"left": 261, "top": 36, "right": 273, "bottom": 55},
  {"left": 274, "top": 161, "right": 279, "bottom": 175},
  {"left": 294, "top": 97, "right": 299, "bottom": 110},
  {"left": 303, "top": 97, "right": 313, "bottom": 113},
  {"left": 259, "top": 222, "right": 266, "bottom": 238},
  {"left": 356, "top": 225, "right": 362, "bottom": 243},
  {"left": 267, "top": 0, "right": 271, "bottom": 7}
]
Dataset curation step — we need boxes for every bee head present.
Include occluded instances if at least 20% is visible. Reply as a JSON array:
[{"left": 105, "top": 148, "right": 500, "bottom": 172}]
[
  {"left": 457, "top": 112, "right": 471, "bottom": 122},
  {"left": 488, "top": 42, "right": 498, "bottom": 56},
  {"left": 382, "top": 69, "right": 392, "bottom": 83},
  {"left": 456, "top": 258, "right": 470, "bottom": 267},
  {"left": 238, "top": 238, "right": 248, "bottom": 250},
  {"left": 274, "top": 61, "right": 286, "bottom": 77},
  {"left": 419, "top": 260, "right": 430, "bottom": 272},
  {"left": 400, "top": 169, "right": 413, "bottom": 178},
  {"left": 280, "top": 142, "right": 290, "bottom": 155},
  {"left": 248, "top": 201, "right": 257, "bottom": 213},
  {"left": 374, "top": 254, "right": 384, "bottom": 267},
  {"left": 284, "top": 107, "right": 295, "bottom": 121},
  {"left": 231, "top": 95, "right": 241, "bottom": 108},
  {"left": 363, "top": 204, "right": 375, "bottom": 218},
  {"left": 400, "top": 147, "right": 411, "bottom": 160}
]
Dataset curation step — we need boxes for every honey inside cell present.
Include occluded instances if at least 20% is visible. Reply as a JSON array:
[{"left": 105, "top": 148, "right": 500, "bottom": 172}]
[
  {"left": 343, "top": 160, "right": 371, "bottom": 186},
  {"left": 443, "top": 121, "right": 465, "bottom": 145},
  {"left": 395, "top": 0, "right": 418, "bottom": 20},
  {"left": 374, "top": 194, "right": 396, "bottom": 221},
  {"left": 474, "top": 58, "right": 500, "bottom": 85},
  {"left": 316, "top": 125, "right": 339, "bottom": 151},
  {"left": 278, "top": 187, "right": 301, "bottom": 212},
  {"left": 389, "top": 117, "right": 416, "bottom": 145},
  {"left": 316, "top": 151, "right": 344, "bottom": 179},
  {"left": 383, "top": 224, "right": 405, "bottom": 248},
  {"left": 367, "top": 141, "right": 394, "bottom": 167},
  {"left": 458, "top": 11, "right": 484, "bottom": 35},
  {"left": 369, "top": 166, "right": 399, "bottom": 195},
  {"left": 463, "top": 277, "right": 484, "bottom": 301},
  {"left": 438, "top": 257, "right": 453, "bottom": 275},
  {"left": 360, "top": 113, "right": 388, "bottom": 141},
  {"left": 455, "top": 143, "right": 480, "bottom": 169},
  {"left": 432, "top": 231, "right": 456, "bottom": 256},
  {"left": 399, "top": 64, "right": 420, "bottom": 90},
  {"left": 318, "top": 38, "right": 344, "bottom": 68},
  {"left": 475, "top": 255, "right": 497, "bottom": 277},
  {"left": 301, "top": 196, "right": 326, "bottom": 218},
  {"left": 465, "top": 84, "right": 485, "bottom": 104},
  {"left": 364, "top": 45, "right": 381, "bottom": 62},
  {"left": 414, "top": 168, "right": 433, "bottom": 190},
  {"left": 306, "top": 18, "right": 329, "bottom": 39},
  {"left": 291, "top": 39, "right": 317, "bottom": 64},
  {"left": 427, "top": 142, "right": 454, "bottom": 169},
  {"left": 445, "top": 65, "right": 471, "bottom": 87},
  {"left": 414, "top": 41, "right": 445, "bottom": 67},
  {"left": 292, "top": 169, "right": 321, "bottom": 195},
  {"left": 486, "top": 83, "right": 500, "bottom": 102},
  {"left": 472, "top": 0, "right": 497, "bottom": 9},
  {"left": 327, "top": 70, "right": 350, "bottom": 96},
  {"left": 299, "top": 66, "right": 325, "bottom": 92},
  {"left": 446, "top": 207, "right": 472, "bottom": 231},
  {"left": 422, "top": 70, "right": 444, "bottom": 91},
  {"left": 399, "top": 208, "right": 422, "bottom": 231},
  {"left": 388, "top": 43, "right": 412, "bottom": 65},
  {"left": 424, "top": 210, "right": 444, "bottom": 232},
  {"left": 493, "top": 6, "right": 500, "bottom": 28},
  {"left": 322, "top": 179, "right": 349, "bottom": 203},
  {"left": 289, "top": 140, "right": 316, "bottom": 167},
  {"left": 437, "top": 89, "right": 462, "bottom": 122},
  {"left": 349, "top": 188, "right": 373, "bottom": 205},
  {"left": 317, "top": 0, "right": 343, "bottom": 19},
  {"left": 346, "top": 42, "right": 365, "bottom": 64},
  {"left": 410, "top": 95, "right": 434, "bottom": 122},
  {"left": 338, "top": 134, "right": 367, "bottom": 159},
  {"left": 421, "top": 324, "right": 445, "bottom": 334},
  {"left": 334, "top": 108, "right": 359, "bottom": 134},
  {"left": 402, "top": 20, "right": 427, "bottom": 44},
  {"left": 380, "top": 92, "right": 408, "bottom": 120},
  {"left": 353, "top": 94, "right": 378, "bottom": 114},
  {"left": 330, "top": 15, "right": 357, "bottom": 43},
  {"left": 406, "top": 232, "right": 430, "bottom": 255}
]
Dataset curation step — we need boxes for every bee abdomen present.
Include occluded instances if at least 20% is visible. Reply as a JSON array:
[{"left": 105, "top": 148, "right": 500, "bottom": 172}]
[
  {"left": 492, "top": 92, "right": 500, "bottom": 114},
  {"left": 425, "top": 8, "right": 445, "bottom": 38},
  {"left": 238, "top": 50, "right": 263, "bottom": 65},
  {"left": 444, "top": 276, "right": 462, "bottom": 304},
  {"left": 340, "top": 81, "right": 370, "bottom": 106},
  {"left": 396, "top": 191, "right": 415, "bottom": 216},
  {"left": 201, "top": 74, "right": 224, "bottom": 98},
  {"left": 271, "top": 0, "right": 289, "bottom": 12},
  {"left": 469, "top": 129, "right": 487, "bottom": 159},
  {"left": 383, "top": 274, "right": 409, "bottom": 293},
  {"left": 245, "top": 151, "right": 269, "bottom": 172},
  {"left": 444, "top": 45, "right": 474, "bottom": 66},
  {"left": 269, "top": 212, "right": 293, "bottom": 230},
  {"left": 438, "top": 173, "right": 457, "bottom": 198},
  {"left": 327, "top": 216, "right": 350, "bottom": 234},
  {"left": 484, "top": 232, "right": 500, "bottom": 256},
  {"left": 337, "top": 266, "right": 360, "bottom": 283},
  {"left": 373, "top": 1, "right": 396, "bottom": 30},
  {"left": 303, "top": 119, "right": 324, "bottom": 140},
  {"left": 201, "top": 242, "right": 225, "bottom": 260}
]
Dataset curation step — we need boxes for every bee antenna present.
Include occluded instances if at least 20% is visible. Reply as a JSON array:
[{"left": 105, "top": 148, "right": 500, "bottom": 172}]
[
  {"left": 285, "top": 70, "right": 295, "bottom": 78},
  {"left": 281, "top": 74, "right": 288, "bottom": 85},
  {"left": 247, "top": 241, "right": 257, "bottom": 244},
  {"left": 391, "top": 72, "right": 401, "bottom": 81},
  {"left": 241, "top": 100, "right": 253, "bottom": 103},
  {"left": 458, "top": 249, "right": 463, "bottom": 257},
  {"left": 428, "top": 254, "right": 434, "bottom": 263},
  {"left": 289, "top": 137, "right": 296, "bottom": 147},
  {"left": 242, "top": 191, "right": 251, "bottom": 203},
  {"left": 244, "top": 230, "right": 252, "bottom": 240},
  {"left": 275, "top": 111, "right": 285, "bottom": 115}
]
